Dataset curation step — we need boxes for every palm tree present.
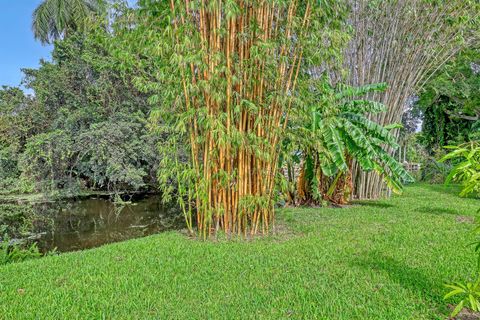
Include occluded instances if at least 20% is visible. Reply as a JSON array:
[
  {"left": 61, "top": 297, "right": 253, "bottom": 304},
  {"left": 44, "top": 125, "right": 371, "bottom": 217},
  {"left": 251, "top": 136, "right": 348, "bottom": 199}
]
[{"left": 32, "top": 0, "right": 105, "bottom": 44}]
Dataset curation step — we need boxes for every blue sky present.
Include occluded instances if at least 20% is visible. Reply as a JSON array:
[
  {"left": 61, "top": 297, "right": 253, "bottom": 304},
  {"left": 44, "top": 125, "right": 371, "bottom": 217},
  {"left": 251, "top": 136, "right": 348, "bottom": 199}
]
[
  {"left": 0, "top": 0, "right": 137, "bottom": 89},
  {"left": 0, "top": 0, "right": 53, "bottom": 88}
]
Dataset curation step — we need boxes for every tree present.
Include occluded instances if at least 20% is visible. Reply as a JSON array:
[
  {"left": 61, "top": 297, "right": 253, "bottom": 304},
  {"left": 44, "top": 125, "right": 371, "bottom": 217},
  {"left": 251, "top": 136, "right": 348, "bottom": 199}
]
[
  {"left": 0, "top": 86, "right": 39, "bottom": 192},
  {"left": 114, "top": 0, "right": 350, "bottom": 237},
  {"left": 417, "top": 47, "right": 480, "bottom": 153},
  {"left": 0, "top": 86, "right": 35, "bottom": 149},
  {"left": 20, "top": 130, "right": 75, "bottom": 192},
  {"left": 0, "top": 23, "right": 158, "bottom": 195},
  {"left": 32, "top": 0, "right": 105, "bottom": 44},
  {"left": 23, "top": 30, "right": 158, "bottom": 193}
]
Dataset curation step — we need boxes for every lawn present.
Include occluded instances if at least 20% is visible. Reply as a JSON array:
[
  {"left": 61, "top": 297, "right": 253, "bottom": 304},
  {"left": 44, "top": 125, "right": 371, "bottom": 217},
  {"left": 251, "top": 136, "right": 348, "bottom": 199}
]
[{"left": 0, "top": 184, "right": 479, "bottom": 319}]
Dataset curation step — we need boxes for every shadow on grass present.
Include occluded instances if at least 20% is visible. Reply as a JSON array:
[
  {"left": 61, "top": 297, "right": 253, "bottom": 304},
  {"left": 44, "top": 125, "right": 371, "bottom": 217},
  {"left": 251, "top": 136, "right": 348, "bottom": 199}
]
[
  {"left": 420, "top": 183, "right": 479, "bottom": 200},
  {"left": 420, "top": 183, "right": 461, "bottom": 196},
  {"left": 415, "top": 206, "right": 460, "bottom": 216},
  {"left": 350, "top": 251, "right": 445, "bottom": 310},
  {"left": 352, "top": 201, "right": 395, "bottom": 209}
]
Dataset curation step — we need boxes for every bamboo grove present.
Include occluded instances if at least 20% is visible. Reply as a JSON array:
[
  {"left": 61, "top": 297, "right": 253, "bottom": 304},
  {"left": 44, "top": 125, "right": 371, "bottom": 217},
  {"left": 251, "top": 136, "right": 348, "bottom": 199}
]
[
  {"left": 115, "top": 0, "right": 347, "bottom": 237},
  {"left": 111, "top": 0, "right": 479, "bottom": 238},
  {"left": 342, "top": 0, "right": 480, "bottom": 200}
]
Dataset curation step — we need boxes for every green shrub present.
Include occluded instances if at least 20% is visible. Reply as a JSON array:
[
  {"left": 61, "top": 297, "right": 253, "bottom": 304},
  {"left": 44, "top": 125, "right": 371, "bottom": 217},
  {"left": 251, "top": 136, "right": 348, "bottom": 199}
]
[
  {"left": 440, "top": 141, "right": 480, "bottom": 197},
  {"left": 444, "top": 280, "right": 480, "bottom": 317},
  {"left": 0, "top": 237, "right": 41, "bottom": 265},
  {"left": 420, "top": 157, "right": 452, "bottom": 184}
]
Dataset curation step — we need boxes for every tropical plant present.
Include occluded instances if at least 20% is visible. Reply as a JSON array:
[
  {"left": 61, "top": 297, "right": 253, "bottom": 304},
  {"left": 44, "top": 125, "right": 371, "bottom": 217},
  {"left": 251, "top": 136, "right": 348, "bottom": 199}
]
[
  {"left": 418, "top": 47, "right": 480, "bottom": 154},
  {"left": 444, "top": 218, "right": 480, "bottom": 318},
  {"left": 284, "top": 80, "right": 413, "bottom": 205},
  {"left": 444, "top": 280, "right": 480, "bottom": 318},
  {"left": 32, "top": 0, "right": 105, "bottom": 44},
  {"left": 440, "top": 141, "right": 480, "bottom": 197}
]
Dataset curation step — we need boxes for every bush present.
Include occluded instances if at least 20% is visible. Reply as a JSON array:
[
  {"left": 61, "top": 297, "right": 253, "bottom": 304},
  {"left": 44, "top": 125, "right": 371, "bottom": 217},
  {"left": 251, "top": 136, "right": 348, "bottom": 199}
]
[
  {"left": 420, "top": 157, "right": 452, "bottom": 184},
  {"left": 440, "top": 141, "right": 480, "bottom": 197},
  {"left": 19, "top": 130, "right": 75, "bottom": 193},
  {"left": 0, "top": 237, "right": 41, "bottom": 265}
]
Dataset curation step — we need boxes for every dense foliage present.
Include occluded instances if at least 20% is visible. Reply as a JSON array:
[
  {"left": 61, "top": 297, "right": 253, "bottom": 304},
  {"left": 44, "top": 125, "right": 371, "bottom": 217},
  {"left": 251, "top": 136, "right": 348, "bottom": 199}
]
[
  {"left": 440, "top": 141, "right": 480, "bottom": 198},
  {"left": 32, "top": 0, "right": 105, "bottom": 44},
  {"left": 0, "top": 0, "right": 477, "bottom": 228},
  {"left": 397, "top": 48, "right": 480, "bottom": 186},
  {"left": 418, "top": 48, "right": 480, "bottom": 154},
  {"left": 0, "top": 29, "right": 157, "bottom": 195}
]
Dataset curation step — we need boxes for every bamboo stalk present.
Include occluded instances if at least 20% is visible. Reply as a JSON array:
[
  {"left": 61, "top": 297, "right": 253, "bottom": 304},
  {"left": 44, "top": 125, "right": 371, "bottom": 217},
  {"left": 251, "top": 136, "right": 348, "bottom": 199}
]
[{"left": 344, "top": 0, "right": 478, "bottom": 200}]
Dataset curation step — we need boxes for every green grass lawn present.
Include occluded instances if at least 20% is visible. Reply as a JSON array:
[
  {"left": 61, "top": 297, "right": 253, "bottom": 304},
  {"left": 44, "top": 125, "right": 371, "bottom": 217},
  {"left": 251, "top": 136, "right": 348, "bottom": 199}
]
[{"left": 1, "top": 184, "right": 479, "bottom": 319}]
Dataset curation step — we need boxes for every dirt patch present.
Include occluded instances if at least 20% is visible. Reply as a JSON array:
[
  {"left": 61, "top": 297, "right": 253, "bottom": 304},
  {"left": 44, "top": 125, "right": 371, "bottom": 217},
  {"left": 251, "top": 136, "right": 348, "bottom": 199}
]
[
  {"left": 456, "top": 215, "right": 475, "bottom": 224},
  {"left": 180, "top": 222, "right": 301, "bottom": 243},
  {"left": 449, "top": 304, "right": 480, "bottom": 320}
]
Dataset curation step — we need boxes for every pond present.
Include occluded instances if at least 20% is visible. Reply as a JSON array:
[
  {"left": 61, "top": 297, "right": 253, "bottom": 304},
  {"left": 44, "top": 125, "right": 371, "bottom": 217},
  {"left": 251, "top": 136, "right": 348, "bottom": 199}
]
[{"left": 25, "top": 195, "right": 184, "bottom": 253}]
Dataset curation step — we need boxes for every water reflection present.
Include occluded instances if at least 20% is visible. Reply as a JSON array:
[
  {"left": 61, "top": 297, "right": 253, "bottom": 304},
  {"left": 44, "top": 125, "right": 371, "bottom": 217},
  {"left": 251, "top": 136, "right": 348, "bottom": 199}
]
[{"left": 31, "top": 196, "right": 183, "bottom": 253}]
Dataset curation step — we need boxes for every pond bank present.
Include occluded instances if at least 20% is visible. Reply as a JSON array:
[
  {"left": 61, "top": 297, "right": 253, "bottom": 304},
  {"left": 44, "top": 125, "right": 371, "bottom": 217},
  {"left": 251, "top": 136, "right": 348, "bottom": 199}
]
[{"left": 0, "top": 190, "right": 156, "bottom": 204}]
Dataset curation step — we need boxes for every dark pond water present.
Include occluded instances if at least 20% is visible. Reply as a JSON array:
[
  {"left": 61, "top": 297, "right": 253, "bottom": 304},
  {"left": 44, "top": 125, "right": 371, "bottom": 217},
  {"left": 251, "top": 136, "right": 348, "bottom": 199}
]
[{"left": 29, "top": 196, "right": 184, "bottom": 253}]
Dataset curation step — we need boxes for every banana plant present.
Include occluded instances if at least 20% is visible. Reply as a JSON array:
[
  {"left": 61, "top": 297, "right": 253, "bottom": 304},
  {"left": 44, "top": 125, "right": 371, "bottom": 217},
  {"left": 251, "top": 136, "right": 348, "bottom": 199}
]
[{"left": 284, "top": 79, "right": 414, "bottom": 205}]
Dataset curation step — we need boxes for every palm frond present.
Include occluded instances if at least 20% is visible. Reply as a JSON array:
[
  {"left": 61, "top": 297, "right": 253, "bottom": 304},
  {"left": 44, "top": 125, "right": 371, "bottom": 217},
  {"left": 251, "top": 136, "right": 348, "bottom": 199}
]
[{"left": 32, "top": 0, "right": 105, "bottom": 44}]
